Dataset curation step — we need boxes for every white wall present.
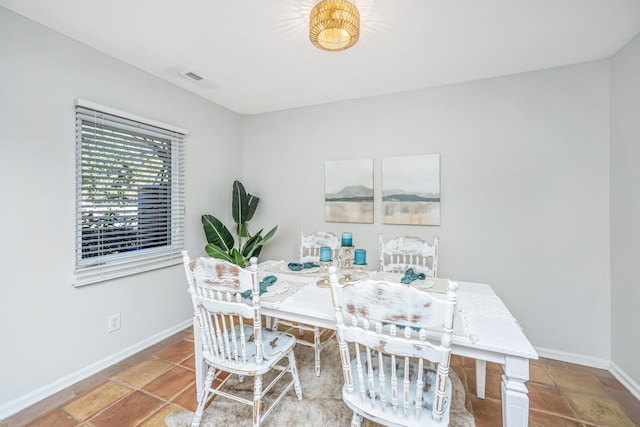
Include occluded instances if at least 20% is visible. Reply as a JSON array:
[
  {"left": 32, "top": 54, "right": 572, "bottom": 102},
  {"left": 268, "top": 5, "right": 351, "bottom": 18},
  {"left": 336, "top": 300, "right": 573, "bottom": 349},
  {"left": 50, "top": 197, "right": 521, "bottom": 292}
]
[
  {"left": 610, "top": 33, "right": 640, "bottom": 388},
  {"left": 0, "top": 8, "right": 244, "bottom": 415},
  {"left": 243, "top": 62, "right": 611, "bottom": 365}
]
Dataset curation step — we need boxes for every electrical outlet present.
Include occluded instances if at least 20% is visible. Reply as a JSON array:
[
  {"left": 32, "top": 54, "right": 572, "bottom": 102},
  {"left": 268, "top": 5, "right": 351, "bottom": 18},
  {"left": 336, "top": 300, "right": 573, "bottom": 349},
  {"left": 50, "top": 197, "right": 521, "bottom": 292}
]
[{"left": 108, "top": 313, "right": 121, "bottom": 332}]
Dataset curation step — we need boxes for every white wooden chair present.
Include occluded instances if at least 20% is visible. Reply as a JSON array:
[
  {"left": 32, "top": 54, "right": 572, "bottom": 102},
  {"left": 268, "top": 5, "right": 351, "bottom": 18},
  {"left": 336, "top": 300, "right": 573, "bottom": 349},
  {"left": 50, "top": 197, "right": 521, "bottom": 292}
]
[
  {"left": 272, "top": 230, "right": 339, "bottom": 376},
  {"left": 328, "top": 266, "right": 458, "bottom": 427},
  {"left": 299, "top": 229, "right": 341, "bottom": 263},
  {"left": 378, "top": 234, "right": 439, "bottom": 277},
  {"left": 182, "top": 251, "right": 303, "bottom": 427}
]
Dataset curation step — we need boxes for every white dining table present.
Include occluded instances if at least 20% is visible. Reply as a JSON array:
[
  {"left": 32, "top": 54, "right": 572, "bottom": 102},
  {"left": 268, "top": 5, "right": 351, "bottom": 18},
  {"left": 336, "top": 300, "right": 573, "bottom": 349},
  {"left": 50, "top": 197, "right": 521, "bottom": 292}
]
[{"left": 191, "top": 260, "right": 538, "bottom": 427}]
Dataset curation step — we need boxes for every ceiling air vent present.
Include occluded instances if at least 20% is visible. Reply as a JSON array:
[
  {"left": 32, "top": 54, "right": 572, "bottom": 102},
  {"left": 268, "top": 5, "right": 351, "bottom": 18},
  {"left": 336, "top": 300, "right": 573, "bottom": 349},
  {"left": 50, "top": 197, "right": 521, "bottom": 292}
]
[
  {"left": 183, "top": 71, "right": 203, "bottom": 81},
  {"left": 179, "top": 71, "right": 219, "bottom": 90}
]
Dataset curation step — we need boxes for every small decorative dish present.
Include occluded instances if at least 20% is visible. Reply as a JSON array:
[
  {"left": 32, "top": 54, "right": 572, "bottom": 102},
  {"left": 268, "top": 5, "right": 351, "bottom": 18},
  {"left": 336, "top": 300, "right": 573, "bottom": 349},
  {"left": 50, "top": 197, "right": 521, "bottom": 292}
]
[{"left": 264, "top": 281, "right": 290, "bottom": 296}]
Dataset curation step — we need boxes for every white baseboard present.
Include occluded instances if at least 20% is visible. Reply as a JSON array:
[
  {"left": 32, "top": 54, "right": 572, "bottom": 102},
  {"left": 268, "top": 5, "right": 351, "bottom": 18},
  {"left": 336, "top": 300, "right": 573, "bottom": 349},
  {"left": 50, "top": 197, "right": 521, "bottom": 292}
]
[
  {"left": 535, "top": 346, "right": 610, "bottom": 369},
  {"left": 0, "top": 319, "right": 192, "bottom": 421},
  {"left": 610, "top": 362, "right": 640, "bottom": 401}
]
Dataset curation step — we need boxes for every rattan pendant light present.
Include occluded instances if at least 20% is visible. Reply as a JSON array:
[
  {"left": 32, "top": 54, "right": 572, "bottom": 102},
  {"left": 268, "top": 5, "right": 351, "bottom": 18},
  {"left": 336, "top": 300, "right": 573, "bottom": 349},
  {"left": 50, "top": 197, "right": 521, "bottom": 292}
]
[{"left": 309, "top": 0, "right": 360, "bottom": 51}]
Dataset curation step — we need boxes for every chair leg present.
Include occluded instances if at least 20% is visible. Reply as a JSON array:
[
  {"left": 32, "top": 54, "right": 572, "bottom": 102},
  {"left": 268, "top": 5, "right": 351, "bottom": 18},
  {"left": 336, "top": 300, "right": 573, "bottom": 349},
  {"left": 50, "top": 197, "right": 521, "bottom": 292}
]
[
  {"left": 287, "top": 349, "right": 303, "bottom": 400},
  {"left": 313, "top": 325, "right": 321, "bottom": 376},
  {"left": 192, "top": 366, "right": 215, "bottom": 427},
  {"left": 350, "top": 412, "right": 363, "bottom": 427},
  {"left": 272, "top": 318, "right": 280, "bottom": 331},
  {"left": 253, "top": 374, "right": 262, "bottom": 427}
]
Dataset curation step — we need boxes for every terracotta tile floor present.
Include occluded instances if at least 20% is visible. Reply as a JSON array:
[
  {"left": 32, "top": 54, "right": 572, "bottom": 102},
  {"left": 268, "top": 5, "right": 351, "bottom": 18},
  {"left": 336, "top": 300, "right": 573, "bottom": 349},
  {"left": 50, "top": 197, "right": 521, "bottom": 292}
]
[{"left": 2, "top": 327, "right": 640, "bottom": 427}]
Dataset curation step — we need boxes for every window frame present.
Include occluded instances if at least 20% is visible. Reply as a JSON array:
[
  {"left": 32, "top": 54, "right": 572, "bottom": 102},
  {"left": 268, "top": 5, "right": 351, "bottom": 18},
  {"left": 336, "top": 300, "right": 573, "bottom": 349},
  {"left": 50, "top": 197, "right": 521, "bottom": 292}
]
[{"left": 73, "top": 99, "right": 187, "bottom": 287}]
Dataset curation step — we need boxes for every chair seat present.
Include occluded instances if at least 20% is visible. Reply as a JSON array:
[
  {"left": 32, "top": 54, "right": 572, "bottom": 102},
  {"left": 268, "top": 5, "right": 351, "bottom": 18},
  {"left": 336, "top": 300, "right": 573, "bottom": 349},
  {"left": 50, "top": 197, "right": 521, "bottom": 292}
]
[
  {"left": 203, "top": 325, "right": 297, "bottom": 375},
  {"left": 343, "top": 354, "right": 452, "bottom": 427}
]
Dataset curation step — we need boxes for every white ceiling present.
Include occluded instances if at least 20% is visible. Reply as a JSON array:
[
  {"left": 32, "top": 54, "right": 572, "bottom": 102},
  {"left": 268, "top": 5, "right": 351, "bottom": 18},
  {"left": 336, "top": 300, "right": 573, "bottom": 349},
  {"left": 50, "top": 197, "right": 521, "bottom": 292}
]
[{"left": 3, "top": 0, "right": 640, "bottom": 115}]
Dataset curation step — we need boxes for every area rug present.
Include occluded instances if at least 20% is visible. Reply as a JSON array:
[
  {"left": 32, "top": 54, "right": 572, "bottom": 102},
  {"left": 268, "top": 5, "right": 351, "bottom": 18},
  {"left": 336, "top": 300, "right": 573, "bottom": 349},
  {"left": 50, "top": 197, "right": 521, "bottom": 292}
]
[{"left": 165, "top": 340, "right": 476, "bottom": 427}]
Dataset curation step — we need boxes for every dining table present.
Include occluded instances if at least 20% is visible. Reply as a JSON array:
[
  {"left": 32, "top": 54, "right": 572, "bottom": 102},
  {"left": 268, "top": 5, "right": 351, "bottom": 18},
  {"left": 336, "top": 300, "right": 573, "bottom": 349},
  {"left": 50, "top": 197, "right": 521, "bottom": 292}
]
[{"left": 191, "top": 260, "right": 538, "bottom": 427}]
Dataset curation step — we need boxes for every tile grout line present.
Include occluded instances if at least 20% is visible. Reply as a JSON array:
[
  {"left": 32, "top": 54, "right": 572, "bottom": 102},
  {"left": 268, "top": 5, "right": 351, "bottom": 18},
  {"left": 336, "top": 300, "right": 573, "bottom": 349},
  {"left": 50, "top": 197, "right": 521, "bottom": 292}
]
[
  {"left": 83, "top": 347, "right": 197, "bottom": 426},
  {"left": 592, "top": 374, "right": 640, "bottom": 426},
  {"left": 551, "top": 366, "right": 639, "bottom": 426}
]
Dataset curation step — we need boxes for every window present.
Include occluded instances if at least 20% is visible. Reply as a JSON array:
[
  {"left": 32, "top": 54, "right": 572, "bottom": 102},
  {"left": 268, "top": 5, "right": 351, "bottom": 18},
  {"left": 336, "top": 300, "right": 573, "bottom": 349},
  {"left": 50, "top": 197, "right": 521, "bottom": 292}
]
[{"left": 74, "top": 99, "right": 186, "bottom": 286}]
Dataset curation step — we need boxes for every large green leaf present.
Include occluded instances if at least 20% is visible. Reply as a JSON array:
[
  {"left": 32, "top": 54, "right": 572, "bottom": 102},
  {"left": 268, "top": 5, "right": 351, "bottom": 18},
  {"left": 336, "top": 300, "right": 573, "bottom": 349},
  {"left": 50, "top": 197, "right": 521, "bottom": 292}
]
[
  {"left": 232, "top": 181, "right": 260, "bottom": 226},
  {"left": 232, "top": 181, "right": 247, "bottom": 225},
  {"left": 236, "top": 223, "right": 250, "bottom": 239},
  {"left": 229, "top": 249, "right": 246, "bottom": 267},
  {"left": 242, "top": 229, "right": 264, "bottom": 258},
  {"left": 205, "top": 245, "right": 246, "bottom": 267},
  {"left": 244, "top": 192, "right": 259, "bottom": 222},
  {"left": 251, "top": 245, "right": 263, "bottom": 258},
  {"left": 243, "top": 225, "right": 278, "bottom": 259},
  {"left": 201, "top": 214, "right": 234, "bottom": 252},
  {"left": 205, "top": 243, "right": 234, "bottom": 263},
  {"left": 261, "top": 225, "right": 278, "bottom": 243}
]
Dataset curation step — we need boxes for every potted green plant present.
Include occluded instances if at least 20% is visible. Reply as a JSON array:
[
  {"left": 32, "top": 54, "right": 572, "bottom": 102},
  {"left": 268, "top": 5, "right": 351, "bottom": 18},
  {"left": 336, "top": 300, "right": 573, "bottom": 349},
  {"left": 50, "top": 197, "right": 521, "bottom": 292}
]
[{"left": 202, "top": 181, "right": 277, "bottom": 267}]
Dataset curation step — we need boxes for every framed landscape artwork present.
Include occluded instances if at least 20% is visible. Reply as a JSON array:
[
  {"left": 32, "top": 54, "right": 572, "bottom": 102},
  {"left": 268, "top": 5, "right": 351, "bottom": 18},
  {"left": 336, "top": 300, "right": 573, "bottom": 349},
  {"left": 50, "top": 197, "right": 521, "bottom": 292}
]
[
  {"left": 325, "top": 158, "right": 374, "bottom": 223},
  {"left": 382, "top": 154, "right": 441, "bottom": 225}
]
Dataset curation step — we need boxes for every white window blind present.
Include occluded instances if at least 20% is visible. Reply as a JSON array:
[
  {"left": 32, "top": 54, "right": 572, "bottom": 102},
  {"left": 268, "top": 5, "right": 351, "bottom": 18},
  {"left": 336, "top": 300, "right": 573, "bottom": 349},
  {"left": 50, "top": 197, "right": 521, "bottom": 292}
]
[{"left": 74, "top": 99, "right": 187, "bottom": 286}]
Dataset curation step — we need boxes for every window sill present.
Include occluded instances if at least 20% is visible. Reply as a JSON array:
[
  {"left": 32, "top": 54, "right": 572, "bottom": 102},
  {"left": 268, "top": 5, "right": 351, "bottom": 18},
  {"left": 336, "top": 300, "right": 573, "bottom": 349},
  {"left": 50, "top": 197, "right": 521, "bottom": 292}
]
[{"left": 72, "top": 251, "right": 183, "bottom": 287}]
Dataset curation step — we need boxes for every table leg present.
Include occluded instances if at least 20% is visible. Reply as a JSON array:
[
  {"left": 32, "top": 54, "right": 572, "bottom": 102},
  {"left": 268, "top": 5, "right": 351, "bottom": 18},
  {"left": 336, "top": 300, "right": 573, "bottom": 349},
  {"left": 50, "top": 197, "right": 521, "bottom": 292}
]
[
  {"left": 501, "top": 355, "right": 530, "bottom": 427},
  {"left": 475, "top": 359, "right": 486, "bottom": 399},
  {"left": 313, "top": 325, "right": 321, "bottom": 376}
]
